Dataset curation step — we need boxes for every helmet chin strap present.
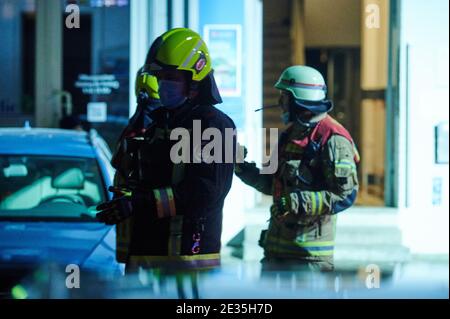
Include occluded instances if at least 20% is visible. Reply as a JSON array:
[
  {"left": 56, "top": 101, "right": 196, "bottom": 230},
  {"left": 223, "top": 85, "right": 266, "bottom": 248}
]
[{"left": 294, "top": 112, "right": 327, "bottom": 128}]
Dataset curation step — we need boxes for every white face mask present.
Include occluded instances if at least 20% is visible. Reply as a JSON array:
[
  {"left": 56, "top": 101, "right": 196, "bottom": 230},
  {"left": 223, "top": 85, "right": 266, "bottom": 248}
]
[{"left": 158, "top": 80, "right": 187, "bottom": 109}]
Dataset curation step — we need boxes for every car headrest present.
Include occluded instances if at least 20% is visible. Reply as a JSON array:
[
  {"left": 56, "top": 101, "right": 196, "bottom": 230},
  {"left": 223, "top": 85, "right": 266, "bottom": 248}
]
[
  {"left": 3, "top": 164, "right": 28, "bottom": 178},
  {"left": 52, "top": 168, "right": 85, "bottom": 190}
]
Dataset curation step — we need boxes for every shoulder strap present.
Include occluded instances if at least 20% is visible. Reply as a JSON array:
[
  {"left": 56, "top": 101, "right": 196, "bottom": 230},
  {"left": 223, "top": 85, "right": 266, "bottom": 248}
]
[{"left": 311, "top": 115, "right": 360, "bottom": 163}]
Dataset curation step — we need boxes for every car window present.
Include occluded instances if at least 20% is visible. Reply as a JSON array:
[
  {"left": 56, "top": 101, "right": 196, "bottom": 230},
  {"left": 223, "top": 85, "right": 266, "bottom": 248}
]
[{"left": 0, "top": 155, "right": 106, "bottom": 220}]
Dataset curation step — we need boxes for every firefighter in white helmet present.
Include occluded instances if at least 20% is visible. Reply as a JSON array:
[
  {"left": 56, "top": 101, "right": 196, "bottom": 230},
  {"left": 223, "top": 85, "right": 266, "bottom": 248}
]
[{"left": 236, "top": 65, "right": 360, "bottom": 271}]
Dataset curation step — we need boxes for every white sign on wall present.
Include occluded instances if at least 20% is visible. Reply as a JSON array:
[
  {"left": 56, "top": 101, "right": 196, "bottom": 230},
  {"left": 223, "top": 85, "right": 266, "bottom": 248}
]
[
  {"left": 204, "top": 24, "right": 242, "bottom": 97},
  {"left": 87, "top": 102, "right": 107, "bottom": 123},
  {"left": 75, "top": 74, "right": 119, "bottom": 95}
]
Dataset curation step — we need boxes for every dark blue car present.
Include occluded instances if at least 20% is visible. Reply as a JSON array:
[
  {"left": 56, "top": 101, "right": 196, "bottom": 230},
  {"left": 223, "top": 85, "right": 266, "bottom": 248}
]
[{"left": 0, "top": 128, "right": 123, "bottom": 289}]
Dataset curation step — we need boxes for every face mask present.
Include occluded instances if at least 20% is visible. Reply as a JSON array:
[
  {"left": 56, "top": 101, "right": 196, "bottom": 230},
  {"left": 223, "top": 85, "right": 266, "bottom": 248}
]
[
  {"left": 280, "top": 112, "right": 291, "bottom": 125},
  {"left": 158, "top": 80, "right": 187, "bottom": 109}
]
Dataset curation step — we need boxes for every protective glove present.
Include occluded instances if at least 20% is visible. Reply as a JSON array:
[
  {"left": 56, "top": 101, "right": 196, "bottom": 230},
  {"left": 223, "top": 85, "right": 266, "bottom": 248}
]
[
  {"left": 234, "top": 144, "right": 259, "bottom": 176},
  {"left": 96, "top": 186, "right": 133, "bottom": 225},
  {"left": 271, "top": 192, "right": 301, "bottom": 219},
  {"left": 235, "top": 161, "right": 259, "bottom": 176},
  {"left": 234, "top": 143, "right": 247, "bottom": 173}
]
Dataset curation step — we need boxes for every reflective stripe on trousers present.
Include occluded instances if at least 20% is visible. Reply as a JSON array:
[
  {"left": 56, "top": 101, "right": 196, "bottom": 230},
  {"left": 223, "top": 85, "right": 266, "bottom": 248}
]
[
  {"left": 128, "top": 253, "right": 221, "bottom": 270},
  {"left": 264, "top": 236, "right": 335, "bottom": 257}
]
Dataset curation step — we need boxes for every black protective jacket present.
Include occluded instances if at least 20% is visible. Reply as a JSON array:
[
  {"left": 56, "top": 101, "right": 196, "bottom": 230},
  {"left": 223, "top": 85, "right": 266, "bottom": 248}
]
[{"left": 120, "top": 102, "right": 236, "bottom": 259}]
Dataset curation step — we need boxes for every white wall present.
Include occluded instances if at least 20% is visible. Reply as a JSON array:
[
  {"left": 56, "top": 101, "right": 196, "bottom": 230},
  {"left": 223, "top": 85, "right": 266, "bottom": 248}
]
[
  {"left": 221, "top": 0, "right": 263, "bottom": 243},
  {"left": 398, "top": 0, "right": 449, "bottom": 254}
]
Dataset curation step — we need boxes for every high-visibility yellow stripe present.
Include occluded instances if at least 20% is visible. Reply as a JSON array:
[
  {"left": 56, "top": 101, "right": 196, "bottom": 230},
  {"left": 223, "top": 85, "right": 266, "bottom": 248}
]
[
  {"left": 266, "top": 236, "right": 334, "bottom": 248},
  {"left": 153, "top": 189, "right": 164, "bottom": 218},
  {"left": 265, "top": 245, "right": 334, "bottom": 257},
  {"left": 130, "top": 253, "right": 220, "bottom": 262},
  {"left": 264, "top": 246, "right": 333, "bottom": 257},
  {"left": 128, "top": 255, "right": 221, "bottom": 271},
  {"left": 335, "top": 165, "right": 357, "bottom": 171},
  {"left": 336, "top": 160, "right": 355, "bottom": 165},
  {"left": 295, "top": 240, "right": 334, "bottom": 247},
  {"left": 166, "top": 187, "right": 177, "bottom": 217},
  {"left": 153, "top": 188, "right": 177, "bottom": 218},
  {"left": 311, "top": 192, "right": 317, "bottom": 215},
  {"left": 317, "top": 192, "right": 323, "bottom": 215},
  {"left": 335, "top": 160, "right": 357, "bottom": 173}
]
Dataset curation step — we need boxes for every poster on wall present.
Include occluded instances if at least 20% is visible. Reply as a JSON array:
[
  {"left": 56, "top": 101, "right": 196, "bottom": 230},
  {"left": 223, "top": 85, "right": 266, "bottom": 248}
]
[
  {"left": 204, "top": 24, "right": 242, "bottom": 97},
  {"left": 435, "top": 122, "right": 449, "bottom": 164}
]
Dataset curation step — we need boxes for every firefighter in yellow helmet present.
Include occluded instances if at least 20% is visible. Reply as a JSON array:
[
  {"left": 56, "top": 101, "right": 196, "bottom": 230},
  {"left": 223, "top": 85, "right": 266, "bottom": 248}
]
[
  {"left": 104, "top": 67, "right": 161, "bottom": 263},
  {"left": 97, "top": 28, "right": 236, "bottom": 272},
  {"left": 235, "top": 65, "right": 360, "bottom": 271}
]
